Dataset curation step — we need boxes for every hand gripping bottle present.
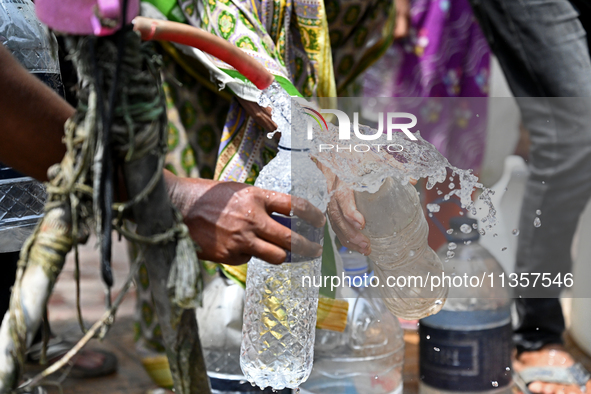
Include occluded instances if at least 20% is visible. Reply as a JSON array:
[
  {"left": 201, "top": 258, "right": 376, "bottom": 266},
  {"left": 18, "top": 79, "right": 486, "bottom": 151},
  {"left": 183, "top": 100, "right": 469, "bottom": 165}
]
[
  {"left": 353, "top": 177, "right": 448, "bottom": 320},
  {"left": 240, "top": 88, "right": 328, "bottom": 391}
]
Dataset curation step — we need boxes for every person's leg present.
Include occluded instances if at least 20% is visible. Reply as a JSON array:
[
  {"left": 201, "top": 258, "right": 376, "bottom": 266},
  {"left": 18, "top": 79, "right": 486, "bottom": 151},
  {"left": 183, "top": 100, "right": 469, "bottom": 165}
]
[{"left": 468, "top": 0, "right": 591, "bottom": 392}]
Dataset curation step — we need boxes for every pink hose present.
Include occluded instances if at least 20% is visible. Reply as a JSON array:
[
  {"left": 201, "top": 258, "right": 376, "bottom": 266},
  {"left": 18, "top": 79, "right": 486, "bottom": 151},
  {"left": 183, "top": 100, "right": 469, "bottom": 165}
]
[{"left": 133, "top": 16, "right": 275, "bottom": 90}]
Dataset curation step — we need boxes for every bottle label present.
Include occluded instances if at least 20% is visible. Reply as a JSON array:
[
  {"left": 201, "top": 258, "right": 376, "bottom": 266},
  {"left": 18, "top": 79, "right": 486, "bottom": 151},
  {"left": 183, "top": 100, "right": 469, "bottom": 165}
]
[
  {"left": 272, "top": 213, "right": 324, "bottom": 263},
  {"left": 33, "top": 72, "right": 65, "bottom": 98},
  {"left": 210, "top": 376, "right": 292, "bottom": 393},
  {"left": 419, "top": 310, "right": 512, "bottom": 391},
  {"left": 0, "top": 164, "right": 24, "bottom": 180}
]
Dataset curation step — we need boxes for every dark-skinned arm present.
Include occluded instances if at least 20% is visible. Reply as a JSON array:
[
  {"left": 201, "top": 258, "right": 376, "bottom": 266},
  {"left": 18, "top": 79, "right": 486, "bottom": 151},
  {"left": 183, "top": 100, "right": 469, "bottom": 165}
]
[
  {"left": 0, "top": 44, "right": 72, "bottom": 181},
  {"left": 0, "top": 44, "right": 325, "bottom": 265}
]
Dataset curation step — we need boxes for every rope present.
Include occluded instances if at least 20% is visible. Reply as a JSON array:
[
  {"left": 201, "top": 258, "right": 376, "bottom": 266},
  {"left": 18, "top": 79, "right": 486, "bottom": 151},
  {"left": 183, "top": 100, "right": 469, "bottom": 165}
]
[{"left": 6, "top": 31, "right": 202, "bottom": 392}]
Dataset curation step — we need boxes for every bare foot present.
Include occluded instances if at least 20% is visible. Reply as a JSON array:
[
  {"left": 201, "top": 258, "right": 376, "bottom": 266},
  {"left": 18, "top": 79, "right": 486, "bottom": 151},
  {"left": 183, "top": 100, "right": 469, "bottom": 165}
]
[{"left": 513, "top": 344, "right": 591, "bottom": 394}]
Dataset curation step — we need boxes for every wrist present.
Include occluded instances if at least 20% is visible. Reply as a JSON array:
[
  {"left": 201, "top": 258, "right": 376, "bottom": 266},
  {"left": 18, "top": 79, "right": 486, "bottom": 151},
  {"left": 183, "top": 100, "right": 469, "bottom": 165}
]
[{"left": 163, "top": 171, "right": 218, "bottom": 219}]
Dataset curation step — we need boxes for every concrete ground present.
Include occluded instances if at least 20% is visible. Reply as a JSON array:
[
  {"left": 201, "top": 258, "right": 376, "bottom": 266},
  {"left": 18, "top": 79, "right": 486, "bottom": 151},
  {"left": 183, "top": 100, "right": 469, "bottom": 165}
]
[{"left": 23, "top": 236, "right": 157, "bottom": 394}]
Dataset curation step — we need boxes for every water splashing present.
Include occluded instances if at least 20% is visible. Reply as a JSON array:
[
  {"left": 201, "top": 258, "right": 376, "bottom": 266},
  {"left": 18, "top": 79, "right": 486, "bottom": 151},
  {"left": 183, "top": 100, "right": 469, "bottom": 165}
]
[{"left": 257, "top": 82, "right": 498, "bottom": 231}]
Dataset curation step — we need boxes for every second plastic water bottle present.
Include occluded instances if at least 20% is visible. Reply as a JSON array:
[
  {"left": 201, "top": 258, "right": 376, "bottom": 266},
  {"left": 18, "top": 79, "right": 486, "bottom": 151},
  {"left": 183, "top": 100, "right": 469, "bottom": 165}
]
[
  {"left": 419, "top": 217, "right": 512, "bottom": 394},
  {"left": 354, "top": 177, "right": 448, "bottom": 320}
]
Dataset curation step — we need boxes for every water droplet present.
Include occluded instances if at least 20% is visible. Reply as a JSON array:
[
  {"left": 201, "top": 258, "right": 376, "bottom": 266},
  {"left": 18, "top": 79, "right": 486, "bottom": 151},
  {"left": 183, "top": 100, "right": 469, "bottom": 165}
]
[
  {"left": 536, "top": 209, "right": 542, "bottom": 215},
  {"left": 501, "top": 247, "right": 507, "bottom": 251},
  {"left": 534, "top": 217, "right": 541, "bottom": 227},
  {"left": 460, "top": 224, "right": 472, "bottom": 233},
  {"left": 447, "top": 251, "right": 455, "bottom": 258},
  {"left": 266, "top": 195, "right": 270, "bottom": 198},
  {"left": 434, "top": 347, "right": 441, "bottom": 352},
  {"left": 479, "top": 228, "right": 486, "bottom": 236},
  {"left": 449, "top": 183, "right": 455, "bottom": 189},
  {"left": 448, "top": 242, "right": 457, "bottom": 250},
  {"left": 473, "top": 223, "right": 478, "bottom": 229},
  {"left": 437, "top": 190, "right": 443, "bottom": 195},
  {"left": 492, "top": 381, "right": 499, "bottom": 387},
  {"left": 435, "top": 299, "right": 443, "bottom": 305},
  {"left": 446, "top": 229, "right": 454, "bottom": 234},
  {"left": 512, "top": 229, "right": 520, "bottom": 236},
  {"left": 426, "top": 335, "right": 431, "bottom": 339},
  {"left": 542, "top": 181, "right": 546, "bottom": 184},
  {"left": 506, "top": 367, "right": 511, "bottom": 371},
  {"left": 493, "top": 233, "right": 498, "bottom": 237},
  {"left": 374, "top": 375, "right": 379, "bottom": 380},
  {"left": 427, "top": 203, "right": 440, "bottom": 213},
  {"left": 464, "top": 240, "right": 472, "bottom": 245},
  {"left": 409, "top": 250, "right": 416, "bottom": 257}
]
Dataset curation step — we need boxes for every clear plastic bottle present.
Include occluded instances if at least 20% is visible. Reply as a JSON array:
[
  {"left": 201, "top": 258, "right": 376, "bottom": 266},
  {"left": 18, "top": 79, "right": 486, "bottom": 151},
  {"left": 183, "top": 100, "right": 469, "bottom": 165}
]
[
  {"left": 301, "top": 247, "right": 405, "bottom": 394},
  {"left": 353, "top": 177, "right": 448, "bottom": 320},
  {"left": 197, "top": 274, "right": 292, "bottom": 394},
  {"left": 419, "top": 217, "right": 512, "bottom": 394},
  {"left": 0, "top": 0, "right": 59, "bottom": 252},
  {"left": 240, "top": 94, "right": 328, "bottom": 390}
]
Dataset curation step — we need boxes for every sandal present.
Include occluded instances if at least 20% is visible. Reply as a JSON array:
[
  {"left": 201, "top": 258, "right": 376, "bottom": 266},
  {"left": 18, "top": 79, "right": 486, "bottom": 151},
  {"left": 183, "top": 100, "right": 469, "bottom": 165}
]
[
  {"left": 513, "top": 363, "right": 591, "bottom": 394},
  {"left": 26, "top": 336, "right": 117, "bottom": 379}
]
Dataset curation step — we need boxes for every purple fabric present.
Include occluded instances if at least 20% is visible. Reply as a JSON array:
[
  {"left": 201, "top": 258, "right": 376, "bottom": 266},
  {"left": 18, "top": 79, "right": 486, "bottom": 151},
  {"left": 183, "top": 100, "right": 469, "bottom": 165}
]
[
  {"left": 364, "top": 0, "right": 490, "bottom": 171},
  {"left": 35, "top": 0, "right": 139, "bottom": 36}
]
